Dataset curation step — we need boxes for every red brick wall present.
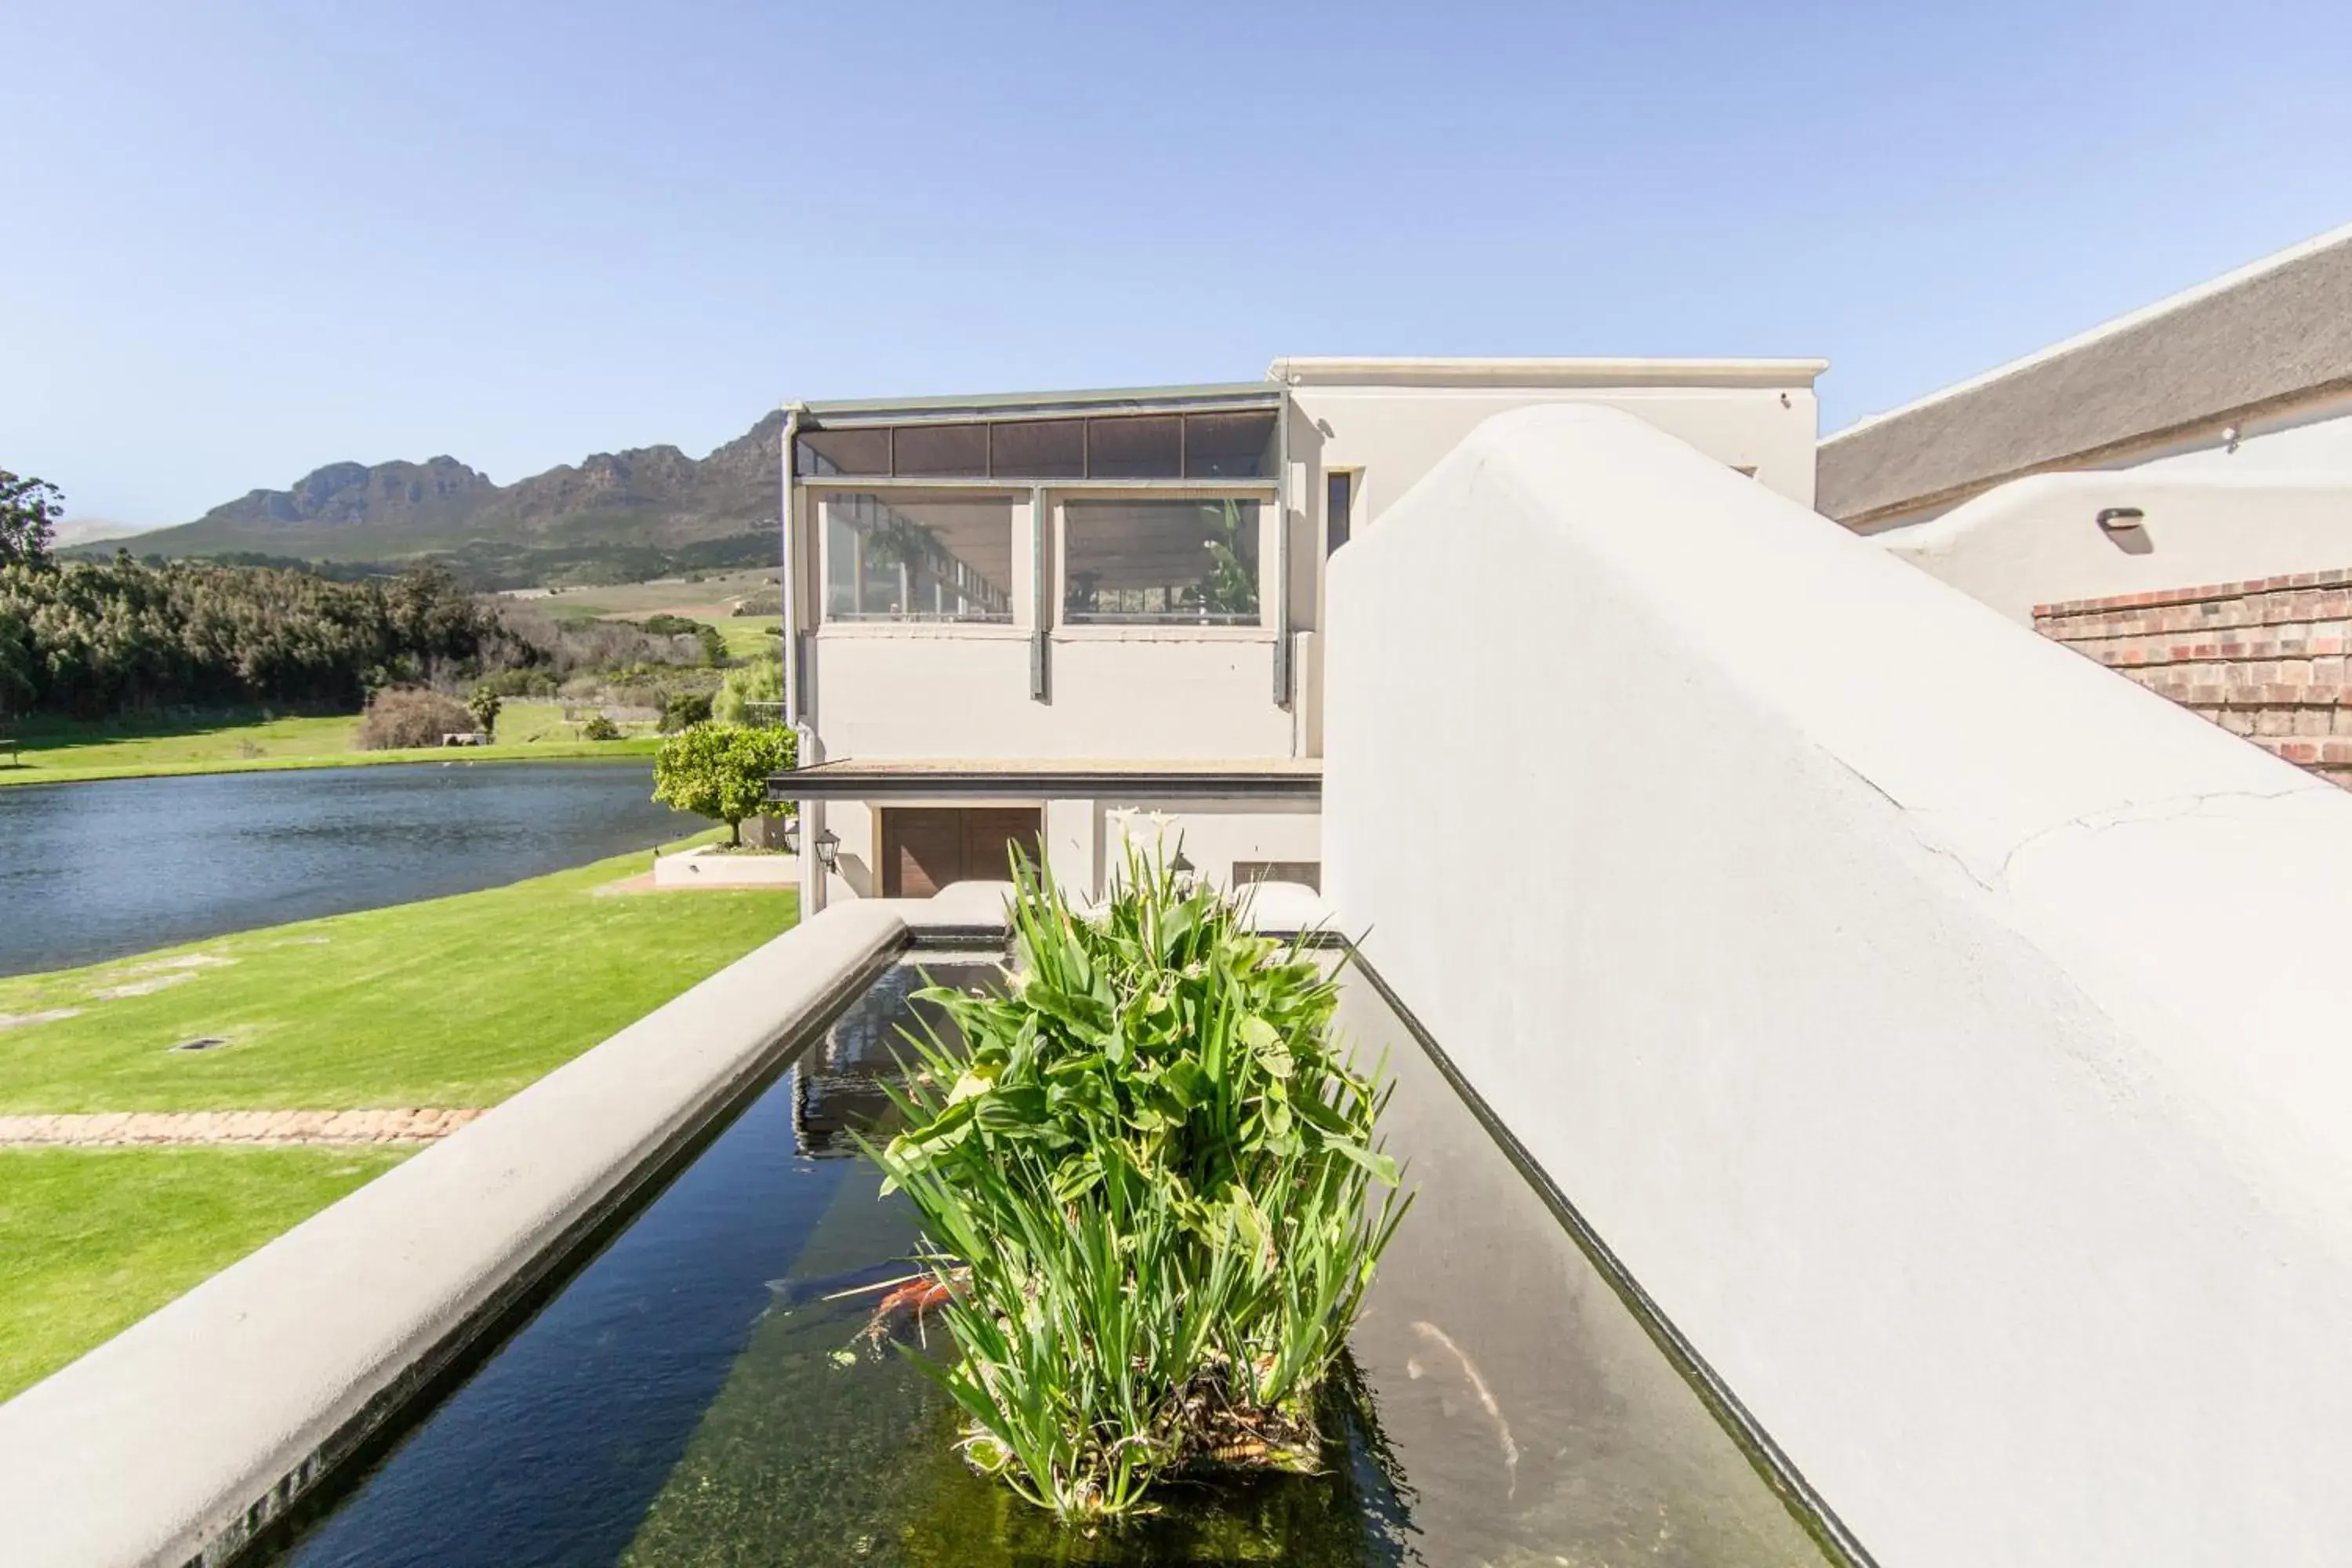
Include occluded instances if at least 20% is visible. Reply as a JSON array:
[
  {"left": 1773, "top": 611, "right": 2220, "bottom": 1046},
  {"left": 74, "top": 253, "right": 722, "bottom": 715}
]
[{"left": 2034, "top": 571, "right": 2352, "bottom": 786}]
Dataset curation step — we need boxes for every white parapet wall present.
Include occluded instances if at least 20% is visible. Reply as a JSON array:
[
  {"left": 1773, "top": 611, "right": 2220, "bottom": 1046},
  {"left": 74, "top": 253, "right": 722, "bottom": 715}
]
[
  {"left": 1871, "top": 468, "right": 2352, "bottom": 621},
  {"left": 1323, "top": 403, "right": 2352, "bottom": 1567},
  {"left": 0, "top": 902, "right": 916, "bottom": 1568},
  {"left": 652, "top": 844, "right": 801, "bottom": 887}
]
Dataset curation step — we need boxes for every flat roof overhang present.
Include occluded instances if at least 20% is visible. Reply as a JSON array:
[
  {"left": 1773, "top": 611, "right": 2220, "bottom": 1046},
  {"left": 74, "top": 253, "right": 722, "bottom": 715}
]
[
  {"left": 1267, "top": 355, "right": 1830, "bottom": 390},
  {"left": 768, "top": 757, "right": 1323, "bottom": 803},
  {"left": 793, "top": 382, "right": 1283, "bottom": 429}
]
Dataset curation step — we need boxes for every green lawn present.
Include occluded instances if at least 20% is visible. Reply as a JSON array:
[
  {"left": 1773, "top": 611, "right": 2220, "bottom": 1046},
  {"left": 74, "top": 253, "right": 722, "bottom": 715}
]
[
  {"left": 0, "top": 844, "right": 798, "bottom": 1398},
  {"left": 0, "top": 706, "right": 659, "bottom": 788},
  {"left": 3, "top": 712, "right": 361, "bottom": 772},
  {"left": 491, "top": 698, "right": 662, "bottom": 745},
  {"left": 715, "top": 620, "right": 782, "bottom": 660},
  {"left": 0, "top": 847, "right": 797, "bottom": 1112},
  {"left": 0, "top": 1146, "right": 408, "bottom": 1400}
]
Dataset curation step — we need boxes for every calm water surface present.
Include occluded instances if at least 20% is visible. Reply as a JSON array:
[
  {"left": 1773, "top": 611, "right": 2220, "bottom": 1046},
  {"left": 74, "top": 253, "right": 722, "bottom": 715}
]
[{"left": 0, "top": 761, "right": 695, "bottom": 978}]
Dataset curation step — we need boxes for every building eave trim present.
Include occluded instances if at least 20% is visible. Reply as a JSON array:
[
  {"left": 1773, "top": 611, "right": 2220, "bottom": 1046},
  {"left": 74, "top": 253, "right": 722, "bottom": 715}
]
[
  {"left": 768, "top": 762, "right": 1323, "bottom": 801},
  {"left": 1267, "top": 356, "right": 1829, "bottom": 390}
]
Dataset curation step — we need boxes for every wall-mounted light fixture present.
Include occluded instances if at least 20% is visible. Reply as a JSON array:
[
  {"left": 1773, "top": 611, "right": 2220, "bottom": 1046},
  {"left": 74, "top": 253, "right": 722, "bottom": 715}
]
[
  {"left": 814, "top": 828, "right": 840, "bottom": 873},
  {"left": 2096, "top": 506, "right": 2147, "bottom": 535}
]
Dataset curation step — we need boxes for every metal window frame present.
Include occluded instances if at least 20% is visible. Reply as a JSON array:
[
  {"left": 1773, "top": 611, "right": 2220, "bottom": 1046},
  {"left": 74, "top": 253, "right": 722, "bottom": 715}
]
[
  {"left": 793, "top": 391, "right": 1285, "bottom": 487},
  {"left": 788, "top": 386, "right": 1293, "bottom": 718},
  {"left": 1029, "top": 486, "right": 1047, "bottom": 701},
  {"left": 814, "top": 488, "right": 1018, "bottom": 626},
  {"left": 780, "top": 407, "right": 802, "bottom": 727},
  {"left": 1053, "top": 488, "right": 1279, "bottom": 632},
  {"left": 1326, "top": 467, "right": 1356, "bottom": 554},
  {"left": 1272, "top": 388, "right": 1293, "bottom": 706}
]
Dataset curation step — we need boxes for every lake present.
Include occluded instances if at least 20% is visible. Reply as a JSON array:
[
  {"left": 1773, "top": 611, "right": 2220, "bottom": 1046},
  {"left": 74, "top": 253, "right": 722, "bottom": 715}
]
[{"left": 0, "top": 761, "right": 697, "bottom": 978}]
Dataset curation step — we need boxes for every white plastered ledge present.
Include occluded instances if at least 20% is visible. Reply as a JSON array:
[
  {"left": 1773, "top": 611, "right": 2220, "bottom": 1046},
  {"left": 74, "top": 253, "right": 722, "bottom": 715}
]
[
  {"left": 0, "top": 902, "right": 910, "bottom": 1568},
  {"left": 1324, "top": 401, "right": 2352, "bottom": 1568}
]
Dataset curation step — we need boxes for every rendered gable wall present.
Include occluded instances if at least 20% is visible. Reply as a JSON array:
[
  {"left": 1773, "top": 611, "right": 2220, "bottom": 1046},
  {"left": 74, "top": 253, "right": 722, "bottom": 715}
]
[{"left": 1324, "top": 402, "right": 2352, "bottom": 1566}]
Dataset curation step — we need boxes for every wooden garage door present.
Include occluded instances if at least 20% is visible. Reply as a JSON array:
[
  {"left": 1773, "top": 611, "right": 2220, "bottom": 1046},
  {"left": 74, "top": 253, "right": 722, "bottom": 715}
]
[{"left": 880, "top": 808, "right": 1041, "bottom": 898}]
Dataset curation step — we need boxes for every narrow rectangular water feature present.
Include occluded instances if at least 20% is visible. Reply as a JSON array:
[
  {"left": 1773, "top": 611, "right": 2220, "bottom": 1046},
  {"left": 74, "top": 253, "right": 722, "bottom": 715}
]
[{"left": 249, "top": 947, "right": 1846, "bottom": 1567}]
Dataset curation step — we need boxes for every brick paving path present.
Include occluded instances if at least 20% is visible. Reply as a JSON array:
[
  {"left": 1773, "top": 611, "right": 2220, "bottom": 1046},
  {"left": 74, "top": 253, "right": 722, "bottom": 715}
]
[{"left": 0, "top": 1107, "right": 485, "bottom": 1147}]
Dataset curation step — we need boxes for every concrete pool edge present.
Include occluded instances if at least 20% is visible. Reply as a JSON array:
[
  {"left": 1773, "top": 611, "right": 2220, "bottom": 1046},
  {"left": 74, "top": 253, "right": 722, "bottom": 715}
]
[
  {"left": 0, "top": 900, "right": 924, "bottom": 1568},
  {"left": 0, "top": 873, "right": 1871, "bottom": 1568}
]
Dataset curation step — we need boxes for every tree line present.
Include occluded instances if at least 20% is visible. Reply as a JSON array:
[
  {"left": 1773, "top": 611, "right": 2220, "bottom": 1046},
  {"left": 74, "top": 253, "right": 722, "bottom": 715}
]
[
  {"left": 0, "top": 467, "right": 720, "bottom": 723},
  {"left": 0, "top": 554, "right": 526, "bottom": 719}
]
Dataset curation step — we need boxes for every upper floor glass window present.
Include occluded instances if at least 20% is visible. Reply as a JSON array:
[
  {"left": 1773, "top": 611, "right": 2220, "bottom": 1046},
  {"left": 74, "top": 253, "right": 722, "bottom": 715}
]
[
  {"left": 1183, "top": 411, "right": 1276, "bottom": 478},
  {"left": 795, "top": 408, "right": 1277, "bottom": 482},
  {"left": 1084, "top": 416, "right": 1182, "bottom": 479},
  {"left": 1062, "top": 499, "right": 1261, "bottom": 626},
  {"left": 822, "top": 492, "right": 1014, "bottom": 623},
  {"left": 797, "top": 427, "right": 891, "bottom": 477},
  {"left": 988, "top": 420, "right": 1085, "bottom": 478}
]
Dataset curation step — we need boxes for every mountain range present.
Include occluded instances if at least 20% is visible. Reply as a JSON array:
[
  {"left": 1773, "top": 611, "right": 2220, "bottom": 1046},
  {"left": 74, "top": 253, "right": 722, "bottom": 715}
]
[{"left": 125, "top": 411, "right": 787, "bottom": 564}]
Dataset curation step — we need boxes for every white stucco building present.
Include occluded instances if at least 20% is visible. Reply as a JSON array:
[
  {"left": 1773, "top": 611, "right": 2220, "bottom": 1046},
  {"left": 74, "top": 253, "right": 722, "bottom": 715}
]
[
  {"left": 1820, "top": 222, "right": 2352, "bottom": 619},
  {"left": 777, "top": 356, "right": 1824, "bottom": 909}
]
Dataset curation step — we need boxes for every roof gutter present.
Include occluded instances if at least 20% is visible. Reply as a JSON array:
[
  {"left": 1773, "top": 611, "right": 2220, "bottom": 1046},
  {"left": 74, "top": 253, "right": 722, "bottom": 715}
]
[
  {"left": 800, "top": 382, "right": 1283, "bottom": 429},
  {"left": 1268, "top": 356, "right": 1829, "bottom": 390}
]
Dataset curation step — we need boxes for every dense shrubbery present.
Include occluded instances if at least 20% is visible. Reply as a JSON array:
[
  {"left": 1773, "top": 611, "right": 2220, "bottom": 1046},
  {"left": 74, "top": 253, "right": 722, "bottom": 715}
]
[
  {"left": 580, "top": 714, "right": 622, "bottom": 741},
  {"left": 710, "top": 651, "right": 782, "bottom": 724},
  {"left": 485, "top": 601, "right": 698, "bottom": 681},
  {"left": 659, "top": 690, "right": 713, "bottom": 731},
  {"left": 356, "top": 687, "right": 474, "bottom": 750},
  {"left": 866, "top": 849, "right": 1408, "bottom": 1522},
  {"left": 0, "top": 557, "right": 705, "bottom": 722}
]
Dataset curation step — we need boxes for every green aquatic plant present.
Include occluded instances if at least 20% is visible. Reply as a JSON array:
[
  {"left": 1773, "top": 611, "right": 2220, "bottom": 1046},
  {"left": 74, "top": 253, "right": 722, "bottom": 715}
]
[{"left": 862, "top": 844, "right": 1410, "bottom": 1522}]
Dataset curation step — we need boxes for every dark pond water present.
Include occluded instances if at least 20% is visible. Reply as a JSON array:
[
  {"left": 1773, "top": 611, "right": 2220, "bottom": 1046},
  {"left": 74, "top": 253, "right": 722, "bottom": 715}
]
[
  {"left": 0, "top": 761, "right": 695, "bottom": 978},
  {"left": 255, "top": 952, "right": 1841, "bottom": 1568}
]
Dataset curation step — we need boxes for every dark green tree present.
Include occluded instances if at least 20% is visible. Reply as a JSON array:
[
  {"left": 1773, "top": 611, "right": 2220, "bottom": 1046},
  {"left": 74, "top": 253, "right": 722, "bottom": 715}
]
[
  {"left": 466, "top": 684, "right": 503, "bottom": 733},
  {"left": 0, "top": 472, "right": 65, "bottom": 568}
]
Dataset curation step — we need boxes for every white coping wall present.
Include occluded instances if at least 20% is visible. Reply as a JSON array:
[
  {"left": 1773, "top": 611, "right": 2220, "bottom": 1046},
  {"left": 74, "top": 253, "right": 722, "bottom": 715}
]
[
  {"left": 1324, "top": 402, "right": 2352, "bottom": 1566},
  {"left": 1874, "top": 468, "right": 2352, "bottom": 622},
  {"left": 0, "top": 902, "right": 918, "bottom": 1568}
]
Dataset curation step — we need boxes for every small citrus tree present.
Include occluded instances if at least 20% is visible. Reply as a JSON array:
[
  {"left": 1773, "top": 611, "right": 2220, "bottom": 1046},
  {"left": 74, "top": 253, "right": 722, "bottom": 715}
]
[{"left": 652, "top": 721, "right": 796, "bottom": 847}]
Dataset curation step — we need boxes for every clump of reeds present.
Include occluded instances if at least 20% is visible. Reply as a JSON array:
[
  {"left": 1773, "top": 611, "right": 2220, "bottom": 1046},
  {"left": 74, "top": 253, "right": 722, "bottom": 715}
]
[{"left": 862, "top": 844, "right": 1410, "bottom": 1522}]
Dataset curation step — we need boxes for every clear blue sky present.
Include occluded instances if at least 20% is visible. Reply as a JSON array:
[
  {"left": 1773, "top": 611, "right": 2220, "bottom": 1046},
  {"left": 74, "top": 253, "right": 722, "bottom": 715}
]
[{"left": 7, "top": 0, "right": 2350, "bottom": 528}]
